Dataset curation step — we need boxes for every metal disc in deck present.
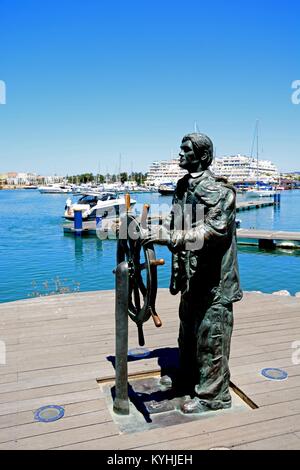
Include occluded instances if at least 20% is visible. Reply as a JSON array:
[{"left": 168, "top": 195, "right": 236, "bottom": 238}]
[
  {"left": 261, "top": 368, "right": 288, "bottom": 380},
  {"left": 34, "top": 405, "right": 65, "bottom": 422},
  {"left": 128, "top": 347, "right": 151, "bottom": 359}
]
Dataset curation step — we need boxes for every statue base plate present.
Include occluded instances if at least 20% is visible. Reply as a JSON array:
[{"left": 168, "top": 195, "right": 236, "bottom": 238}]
[{"left": 98, "top": 372, "right": 254, "bottom": 435}]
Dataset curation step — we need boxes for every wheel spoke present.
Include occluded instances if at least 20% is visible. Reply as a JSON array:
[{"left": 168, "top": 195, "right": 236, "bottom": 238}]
[
  {"left": 133, "top": 279, "right": 141, "bottom": 312},
  {"left": 117, "top": 212, "right": 160, "bottom": 330}
]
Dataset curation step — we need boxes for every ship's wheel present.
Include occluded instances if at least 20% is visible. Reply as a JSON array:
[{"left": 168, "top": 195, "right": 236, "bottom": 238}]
[{"left": 116, "top": 200, "right": 164, "bottom": 346}]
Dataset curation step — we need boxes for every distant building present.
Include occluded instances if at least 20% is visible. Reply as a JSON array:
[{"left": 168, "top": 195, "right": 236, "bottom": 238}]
[
  {"left": 0, "top": 172, "right": 66, "bottom": 186},
  {"left": 145, "top": 154, "right": 279, "bottom": 187},
  {"left": 6, "top": 172, "right": 38, "bottom": 185},
  {"left": 211, "top": 155, "right": 279, "bottom": 183},
  {"left": 145, "top": 159, "right": 187, "bottom": 187}
]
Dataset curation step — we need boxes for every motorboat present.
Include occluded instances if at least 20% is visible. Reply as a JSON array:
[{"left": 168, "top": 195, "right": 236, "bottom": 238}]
[
  {"left": 39, "top": 184, "right": 73, "bottom": 194},
  {"left": 64, "top": 192, "right": 136, "bottom": 221},
  {"left": 158, "top": 182, "right": 176, "bottom": 195},
  {"left": 246, "top": 185, "right": 276, "bottom": 198}
]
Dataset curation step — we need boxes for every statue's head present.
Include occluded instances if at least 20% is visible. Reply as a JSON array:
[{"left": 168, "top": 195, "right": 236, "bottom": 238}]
[{"left": 179, "top": 133, "right": 214, "bottom": 173}]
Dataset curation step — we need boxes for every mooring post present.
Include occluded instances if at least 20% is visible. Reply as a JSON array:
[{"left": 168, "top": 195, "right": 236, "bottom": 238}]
[
  {"left": 277, "top": 192, "right": 281, "bottom": 205},
  {"left": 113, "top": 260, "right": 130, "bottom": 415},
  {"left": 74, "top": 209, "right": 83, "bottom": 237},
  {"left": 274, "top": 192, "right": 281, "bottom": 206}
]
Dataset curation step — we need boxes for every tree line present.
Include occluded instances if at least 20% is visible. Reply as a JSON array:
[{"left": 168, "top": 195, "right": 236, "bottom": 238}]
[{"left": 66, "top": 172, "right": 147, "bottom": 185}]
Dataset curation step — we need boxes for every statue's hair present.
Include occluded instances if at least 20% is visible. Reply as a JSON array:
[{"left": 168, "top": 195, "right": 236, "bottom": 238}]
[{"left": 182, "top": 133, "right": 214, "bottom": 169}]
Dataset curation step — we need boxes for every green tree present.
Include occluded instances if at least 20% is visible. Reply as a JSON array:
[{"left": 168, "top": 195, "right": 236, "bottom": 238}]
[{"left": 120, "top": 172, "right": 128, "bottom": 184}]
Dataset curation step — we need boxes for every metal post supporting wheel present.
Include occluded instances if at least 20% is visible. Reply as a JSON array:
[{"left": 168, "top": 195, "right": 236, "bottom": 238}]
[
  {"left": 117, "top": 202, "right": 164, "bottom": 346},
  {"left": 113, "top": 196, "right": 164, "bottom": 414}
]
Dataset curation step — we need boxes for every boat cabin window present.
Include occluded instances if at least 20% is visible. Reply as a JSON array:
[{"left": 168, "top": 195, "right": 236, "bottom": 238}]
[
  {"left": 78, "top": 195, "right": 98, "bottom": 204},
  {"left": 100, "top": 193, "right": 117, "bottom": 201},
  {"left": 78, "top": 194, "right": 117, "bottom": 204}
]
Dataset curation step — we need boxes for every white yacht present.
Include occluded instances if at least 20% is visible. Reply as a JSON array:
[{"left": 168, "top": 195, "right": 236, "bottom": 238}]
[
  {"left": 64, "top": 192, "right": 136, "bottom": 221},
  {"left": 246, "top": 185, "right": 276, "bottom": 198},
  {"left": 39, "top": 184, "right": 73, "bottom": 194},
  {"left": 158, "top": 182, "right": 176, "bottom": 195}
]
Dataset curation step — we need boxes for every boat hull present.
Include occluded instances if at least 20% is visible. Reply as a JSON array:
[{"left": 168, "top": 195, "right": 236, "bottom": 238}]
[{"left": 64, "top": 201, "right": 136, "bottom": 221}]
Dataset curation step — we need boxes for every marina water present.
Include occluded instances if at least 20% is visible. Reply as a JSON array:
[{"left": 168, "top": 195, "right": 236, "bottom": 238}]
[{"left": 0, "top": 189, "right": 299, "bottom": 303}]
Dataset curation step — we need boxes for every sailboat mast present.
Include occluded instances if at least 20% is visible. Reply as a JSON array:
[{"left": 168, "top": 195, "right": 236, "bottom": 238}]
[{"left": 256, "top": 120, "right": 259, "bottom": 184}]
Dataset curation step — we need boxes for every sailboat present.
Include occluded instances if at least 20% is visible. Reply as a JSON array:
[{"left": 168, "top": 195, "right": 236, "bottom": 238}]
[{"left": 246, "top": 121, "right": 276, "bottom": 198}]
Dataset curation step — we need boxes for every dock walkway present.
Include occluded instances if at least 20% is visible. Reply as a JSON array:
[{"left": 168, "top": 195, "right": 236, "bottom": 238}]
[
  {"left": 237, "top": 229, "right": 300, "bottom": 249},
  {"left": 236, "top": 199, "right": 275, "bottom": 212},
  {"left": 0, "top": 290, "right": 300, "bottom": 449}
]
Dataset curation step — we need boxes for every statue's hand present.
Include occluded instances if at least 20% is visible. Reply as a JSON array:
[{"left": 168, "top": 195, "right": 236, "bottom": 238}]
[
  {"left": 141, "top": 225, "right": 171, "bottom": 246},
  {"left": 170, "top": 227, "right": 205, "bottom": 252}
]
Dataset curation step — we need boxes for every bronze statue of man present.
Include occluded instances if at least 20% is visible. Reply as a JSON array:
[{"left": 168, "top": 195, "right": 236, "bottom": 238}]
[{"left": 143, "top": 133, "right": 243, "bottom": 413}]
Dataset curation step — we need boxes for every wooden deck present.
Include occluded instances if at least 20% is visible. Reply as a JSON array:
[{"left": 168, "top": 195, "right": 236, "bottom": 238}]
[
  {"left": 0, "top": 290, "right": 300, "bottom": 450},
  {"left": 236, "top": 199, "right": 275, "bottom": 212},
  {"left": 237, "top": 229, "right": 300, "bottom": 249}
]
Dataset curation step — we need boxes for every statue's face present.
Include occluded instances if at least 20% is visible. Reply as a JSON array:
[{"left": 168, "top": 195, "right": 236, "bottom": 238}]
[{"left": 179, "top": 139, "right": 197, "bottom": 171}]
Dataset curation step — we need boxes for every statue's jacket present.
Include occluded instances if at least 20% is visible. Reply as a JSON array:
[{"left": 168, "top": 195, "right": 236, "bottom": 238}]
[{"left": 166, "top": 170, "right": 243, "bottom": 305}]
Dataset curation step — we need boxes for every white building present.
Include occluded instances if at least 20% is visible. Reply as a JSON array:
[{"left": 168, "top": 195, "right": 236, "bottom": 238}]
[
  {"left": 211, "top": 155, "right": 279, "bottom": 183},
  {"left": 6, "top": 172, "right": 38, "bottom": 185},
  {"left": 145, "top": 159, "right": 187, "bottom": 187},
  {"left": 145, "top": 154, "right": 280, "bottom": 187}
]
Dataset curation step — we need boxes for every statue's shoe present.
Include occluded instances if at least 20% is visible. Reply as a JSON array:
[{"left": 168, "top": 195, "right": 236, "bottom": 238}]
[
  {"left": 180, "top": 396, "right": 232, "bottom": 414},
  {"left": 159, "top": 375, "right": 173, "bottom": 390},
  {"left": 159, "top": 377, "right": 195, "bottom": 397}
]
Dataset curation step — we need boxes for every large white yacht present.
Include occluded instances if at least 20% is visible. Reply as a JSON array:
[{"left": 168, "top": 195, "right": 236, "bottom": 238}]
[
  {"left": 64, "top": 192, "right": 136, "bottom": 221},
  {"left": 38, "top": 184, "right": 73, "bottom": 194}
]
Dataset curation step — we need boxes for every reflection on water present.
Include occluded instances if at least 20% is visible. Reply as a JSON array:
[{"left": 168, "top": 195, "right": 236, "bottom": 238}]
[
  {"left": 238, "top": 245, "right": 300, "bottom": 257},
  {"left": 0, "top": 190, "right": 299, "bottom": 303}
]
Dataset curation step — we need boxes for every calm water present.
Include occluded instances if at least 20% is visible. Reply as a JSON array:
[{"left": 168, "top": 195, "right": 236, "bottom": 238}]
[{"left": 0, "top": 189, "right": 299, "bottom": 303}]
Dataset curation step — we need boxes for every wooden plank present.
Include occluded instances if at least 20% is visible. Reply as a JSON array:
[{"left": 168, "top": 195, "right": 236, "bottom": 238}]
[
  {"left": 249, "top": 386, "right": 300, "bottom": 407},
  {"left": 0, "top": 409, "right": 113, "bottom": 444},
  {"left": 0, "top": 379, "right": 99, "bottom": 405},
  {"left": 237, "top": 228, "right": 300, "bottom": 241},
  {"left": 55, "top": 399, "right": 300, "bottom": 450},
  {"left": 0, "top": 398, "right": 106, "bottom": 429},
  {"left": 133, "top": 414, "right": 300, "bottom": 450},
  {"left": 1, "top": 290, "right": 300, "bottom": 450},
  {"left": 0, "top": 421, "right": 119, "bottom": 450},
  {"left": 0, "top": 387, "right": 102, "bottom": 416},
  {"left": 232, "top": 433, "right": 300, "bottom": 450}
]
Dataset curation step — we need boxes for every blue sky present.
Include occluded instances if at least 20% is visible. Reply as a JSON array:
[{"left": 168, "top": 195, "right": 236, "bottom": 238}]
[{"left": 0, "top": 0, "right": 299, "bottom": 175}]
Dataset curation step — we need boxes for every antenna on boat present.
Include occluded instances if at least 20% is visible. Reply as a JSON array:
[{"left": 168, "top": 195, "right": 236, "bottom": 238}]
[
  {"left": 250, "top": 119, "right": 259, "bottom": 158},
  {"left": 256, "top": 120, "right": 259, "bottom": 184},
  {"left": 250, "top": 119, "right": 260, "bottom": 185},
  {"left": 118, "top": 153, "right": 122, "bottom": 182},
  {"left": 97, "top": 160, "right": 101, "bottom": 184}
]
